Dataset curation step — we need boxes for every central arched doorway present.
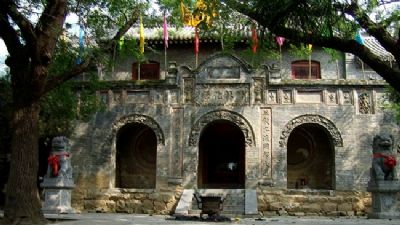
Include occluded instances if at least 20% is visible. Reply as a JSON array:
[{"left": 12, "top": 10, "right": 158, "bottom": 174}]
[
  {"left": 198, "top": 120, "right": 245, "bottom": 189},
  {"left": 287, "top": 123, "right": 335, "bottom": 190}
]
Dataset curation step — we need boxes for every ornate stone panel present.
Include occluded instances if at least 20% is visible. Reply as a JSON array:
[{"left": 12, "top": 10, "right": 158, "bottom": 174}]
[
  {"left": 170, "top": 107, "right": 183, "bottom": 178},
  {"left": 193, "top": 84, "right": 250, "bottom": 106},
  {"left": 281, "top": 90, "right": 293, "bottom": 104},
  {"left": 327, "top": 90, "right": 338, "bottom": 105},
  {"left": 342, "top": 90, "right": 353, "bottom": 105},
  {"left": 207, "top": 66, "right": 240, "bottom": 79},
  {"left": 261, "top": 107, "right": 272, "bottom": 178},
  {"left": 279, "top": 114, "right": 343, "bottom": 148},
  {"left": 267, "top": 90, "right": 278, "bottom": 104},
  {"left": 126, "top": 91, "right": 150, "bottom": 104},
  {"left": 359, "top": 91, "right": 372, "bottom": 114},
  {"left": 184, "top": 78, "right": 194, "bottom": 104},
  {"left": 112, "top": 114, "right": 165, "bottom": 145},
  {"left": 253, "top": 78, "right": 264, "bottom": 104},
  {"left": 188, "top": 109, "right": 255, "bottom": 147}
]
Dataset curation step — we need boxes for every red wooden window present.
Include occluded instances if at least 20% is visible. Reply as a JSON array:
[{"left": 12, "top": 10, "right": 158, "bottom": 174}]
[
  {"left": 132, "top": 61, "right": 160, "bottom": 80},
  {"left": 291, "top": 60, "right": 321, "bottom": 79}
]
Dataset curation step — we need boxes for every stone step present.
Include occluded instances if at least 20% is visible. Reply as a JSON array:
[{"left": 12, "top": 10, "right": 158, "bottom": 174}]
[{"left": 175, "top": 189, "right": 255, "bottom": 216}]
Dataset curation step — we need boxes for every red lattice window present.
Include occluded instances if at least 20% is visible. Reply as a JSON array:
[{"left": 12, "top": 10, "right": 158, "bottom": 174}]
[{"left": 291, "top": 60, "right": 321, "bottom": 79}]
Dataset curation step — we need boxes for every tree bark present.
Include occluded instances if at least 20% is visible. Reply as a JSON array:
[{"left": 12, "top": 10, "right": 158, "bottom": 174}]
[{"left": 3, "top": 101, "right": 46, "bottom": 224}]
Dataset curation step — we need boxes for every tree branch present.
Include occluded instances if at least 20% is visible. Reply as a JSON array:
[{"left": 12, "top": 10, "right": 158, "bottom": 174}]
[
  {"left": 0, "top": 8, "right": 24, "bottom": 57},
  {"left": 34, "top": 0, "right": 68, "bottom": 66},
  {"left": 343, "top": 2, "right": 400, "bottom": 63},
  {"left": 1, "top": 0, "right": 36, "bottom": 50},
  {"left": 43, "top": 60, "right": 91, "bottom": 95}
]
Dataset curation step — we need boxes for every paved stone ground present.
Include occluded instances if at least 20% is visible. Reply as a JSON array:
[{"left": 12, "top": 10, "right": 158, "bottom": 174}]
[{"left": 46, "top": 213, "right": 400, "bottom": 225}]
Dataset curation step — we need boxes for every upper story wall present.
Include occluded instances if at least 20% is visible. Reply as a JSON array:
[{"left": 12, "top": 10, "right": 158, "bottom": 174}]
[{"left": 94, "top": 42, "right": 384, "bottom": 83}]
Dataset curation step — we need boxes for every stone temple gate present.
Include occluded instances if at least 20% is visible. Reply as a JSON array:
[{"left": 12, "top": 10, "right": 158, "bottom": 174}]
[{"left": 69, "top": 52, "right": 398, "bottom": 216}]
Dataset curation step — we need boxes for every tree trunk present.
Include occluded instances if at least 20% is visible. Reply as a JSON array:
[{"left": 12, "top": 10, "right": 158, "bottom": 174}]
[{"left": 3, "top": 102, "right": 46, "bottom": 224}]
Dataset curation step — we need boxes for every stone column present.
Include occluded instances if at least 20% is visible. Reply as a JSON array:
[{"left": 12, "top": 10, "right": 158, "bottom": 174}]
[
  {"left": 41, "top": 177, "right": 75, "bottom": 214},
  {"left": 367, "top": 180, "right": 400, "bottom": 219}
]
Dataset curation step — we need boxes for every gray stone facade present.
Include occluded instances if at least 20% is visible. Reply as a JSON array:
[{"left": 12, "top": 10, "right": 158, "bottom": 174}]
[{"left": 70, "top": 46, "right": 399, "bottom": 215}]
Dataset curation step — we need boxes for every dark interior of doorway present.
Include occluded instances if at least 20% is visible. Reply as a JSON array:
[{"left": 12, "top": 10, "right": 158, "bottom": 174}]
[
  {"left": 287, "top": 124, "right": 335, "bottom": 190},
  {"left": 198, "top": 120, "right": 245, "bottom": 189},
  {"left": 116, "top": 123, "right": 157, "bottom": 189}
]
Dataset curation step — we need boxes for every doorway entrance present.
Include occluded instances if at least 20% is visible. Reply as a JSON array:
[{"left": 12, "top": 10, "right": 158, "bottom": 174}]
[
  {"left": 116, "top": 123, "right": 157, "bottom": 189},
  {"left": 198, "top": 120, "right": 245, "bottom": 189},
  {"left": 287, "top": 124, "right": 335, "bottom": 190}
]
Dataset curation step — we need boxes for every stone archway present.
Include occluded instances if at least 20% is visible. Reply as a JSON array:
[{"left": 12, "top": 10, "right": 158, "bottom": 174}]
[
  {"left": 279, "top": 114, "right": 343, "bottom": 148},
  {"left": 189, "top": 109, "right": 255, "bottom": 147},
  {"left": 110, "top": 114, "right": 165, "bottom": 189},
  {"left": 112, "top": 114, "right": 165, "bottom": 146},
  {"left": 198, "top": 120, "right": 245, "bottom": 189},
  {"left": 279, "top": 115, "right": 342, "bottom": 190}
]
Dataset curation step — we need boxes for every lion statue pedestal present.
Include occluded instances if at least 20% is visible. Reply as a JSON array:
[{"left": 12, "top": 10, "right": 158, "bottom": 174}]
[
  {"left": 367, "top": 134, "right": 400, "bottom": 219},
  {"left": 41, "top": 136, "right": 75, "bottom": 214}
]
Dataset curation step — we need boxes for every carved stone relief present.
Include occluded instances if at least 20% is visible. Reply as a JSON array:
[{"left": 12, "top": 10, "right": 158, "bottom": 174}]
[
  {"left": 184, "top": 78, "right": 194, "bottom": 103},
  {"left": 261, "top": 108, "right": 272, "bottom": 178},
  {"left": 193, "top": 84, "right": 250, "bottom": 106},
  {"left": 112, "top": 114, "right": 165, "bottom": 145},
  {"left": 359, "top": 92, "right": 372, "bottom": 114},
  {"left": 113, "top": 91, "right": 122, "bottom": 105},
  {"left": 170, "top": 108, "right": 183, "bottom": 178},
  {"left": 279, "top": 114, "right": 343, "bottom": 148},
  {"left": 188, "top": 109, "right": 255, "bottom": 147},
  {"left": 342, "top": 91, "right": 353, "bottom": 105},
  {"left": 253, "top": 79, "right": 264, "bottom": 104},
  {"left": 153, "top": 92, "right": 165, "bottom": 104},
  {"left": 281, "top": 90, "right": 293, "bottom": 104},
  {"left": 327, "top": 90, "right": 338, "bottom": 105},
  {"left": 267, "top": 90, "right": 278, "bottom": 104}
]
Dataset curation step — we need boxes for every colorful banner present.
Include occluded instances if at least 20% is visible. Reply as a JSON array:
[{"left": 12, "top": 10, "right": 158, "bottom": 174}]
[
  {"left": 355, "top": 31, "right": 365, "bottom": 45},
  {"left": 251, "top": 26, "right": 258, "bottom": 54},
  {"left": 276, "top": 36, "right": 285, "bottom": 46},
  {"left": 139, "top": 16, "right": 145, "bottom": 54},
  {"left": 195, "top": 28, "right": 199, "bottom": 54}
]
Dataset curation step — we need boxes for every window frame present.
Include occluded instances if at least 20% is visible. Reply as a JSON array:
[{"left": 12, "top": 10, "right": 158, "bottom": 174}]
[{"left": 291, "top": 60, "right": 321, "bottom": 80}]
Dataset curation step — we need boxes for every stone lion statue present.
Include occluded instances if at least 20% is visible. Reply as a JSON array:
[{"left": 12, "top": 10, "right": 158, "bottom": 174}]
[
  {"left": 371, "top": 134, "right": 397, "bottom": 181},
  {"left": 47, "top": 136, "right": 72, "bottom": 179}
]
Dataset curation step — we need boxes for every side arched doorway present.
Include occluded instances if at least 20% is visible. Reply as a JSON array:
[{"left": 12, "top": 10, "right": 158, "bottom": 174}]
[
  {"left": 287, "top": 124, "right": 335, "bottom": 190},
  {"left": 116, "top": 123, "right": 157, "bottom": 189},
  {"left": 198, "top": 120, "right": 245, "bottom": 189}
]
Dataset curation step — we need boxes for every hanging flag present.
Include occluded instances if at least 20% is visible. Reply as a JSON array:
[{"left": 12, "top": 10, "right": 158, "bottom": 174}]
[
  {"left": 139, "top": 16, "right": 145, "bottom": 54},
  {"left": 163, "top": 15, "right": 169, "bottom": 48},
  {"left": 77, "top": 25, "right": 85, "bottom": 64},
  {"left": 119, "top": 36, "right": 124, "bottom": 50},
  {"left": 355, "top": 31, "right": 365, "bottom": 45},
  {"left": 195, "top": 28, "right": 199, "bottom": 54},
  {"left": 251, "top": 26, "right": 258, "bottom": 54},
  {"left": 276, "top": 36, "right": 285, "bottom": 47},
  {"left": 307, "top": 44, "right": 313, "bottom": 51}
]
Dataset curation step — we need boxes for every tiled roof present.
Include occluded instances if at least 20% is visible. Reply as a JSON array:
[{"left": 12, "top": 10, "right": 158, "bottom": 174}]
[
  {"left": 127, "top": 26, "right": 395, "bottom": 61},
  {"left": 363, "top": 37, "right": 395, "bottom": 61}
]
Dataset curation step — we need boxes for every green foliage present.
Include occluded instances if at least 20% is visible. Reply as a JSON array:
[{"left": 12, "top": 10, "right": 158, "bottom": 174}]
[
  {"left": 39, "top": 74, "right": 106, "bottom": 137},
  {"left": 384, "top": 86, "right": 400, "bottom": 121},
  {"left": 288, "top": 44, "right": 311, "bottom": 59}
]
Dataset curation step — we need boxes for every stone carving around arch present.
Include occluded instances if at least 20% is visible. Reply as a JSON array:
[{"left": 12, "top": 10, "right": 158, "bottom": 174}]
[
  {"left": 189, "top": 109, "right": 255, "bottom": 147},
  {"left": 279, "top": 114, "right": 343, "bottom": 148},
  {"left": 112, "top": 114, "right": 165, "bottom": 145}
]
